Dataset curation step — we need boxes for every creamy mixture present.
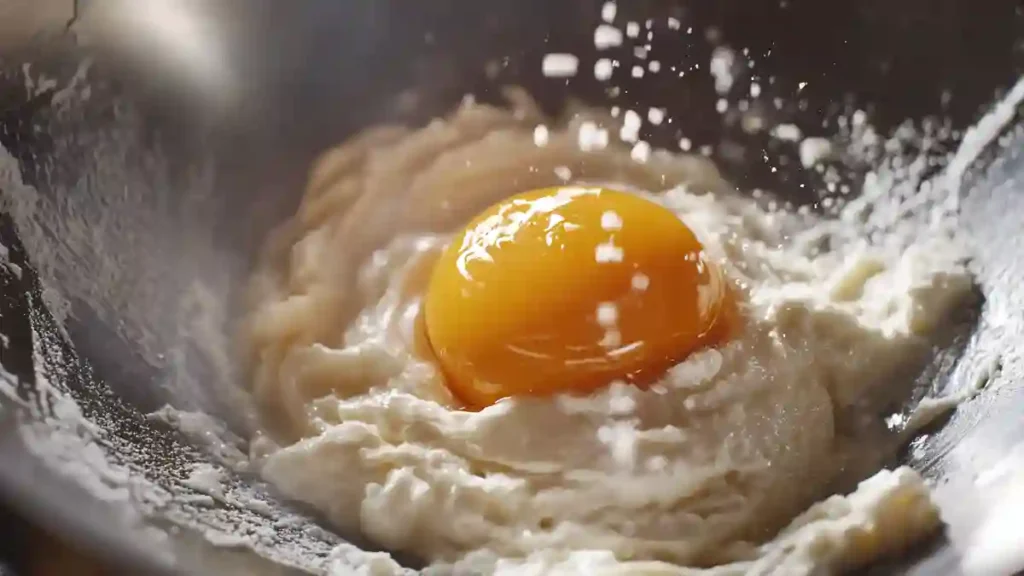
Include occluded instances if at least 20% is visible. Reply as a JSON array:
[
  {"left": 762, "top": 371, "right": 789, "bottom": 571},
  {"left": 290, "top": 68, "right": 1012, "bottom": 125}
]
[{"left": 241, "top": 96, "right": 974, "bottom": 575}]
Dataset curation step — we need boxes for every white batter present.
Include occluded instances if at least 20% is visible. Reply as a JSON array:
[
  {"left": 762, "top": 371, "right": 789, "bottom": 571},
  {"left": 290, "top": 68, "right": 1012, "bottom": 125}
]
[{"left": 241, "top": 96, "right": 974, "bottom": 575}]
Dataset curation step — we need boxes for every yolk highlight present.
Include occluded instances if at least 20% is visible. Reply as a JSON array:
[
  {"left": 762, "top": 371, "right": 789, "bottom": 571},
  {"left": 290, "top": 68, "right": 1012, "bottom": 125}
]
[{"left": 423, "top": 186, "right": 734, "bottom": 408}]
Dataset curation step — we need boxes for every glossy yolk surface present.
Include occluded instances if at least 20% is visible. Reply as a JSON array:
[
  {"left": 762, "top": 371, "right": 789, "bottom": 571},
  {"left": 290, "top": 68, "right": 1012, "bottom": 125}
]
[{"left": 423, "top": 186, "right": 734, "bottom": 409}]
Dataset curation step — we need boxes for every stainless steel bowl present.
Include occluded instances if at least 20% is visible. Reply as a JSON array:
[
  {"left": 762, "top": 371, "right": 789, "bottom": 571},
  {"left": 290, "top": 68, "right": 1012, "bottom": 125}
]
[{"left": 0, "top": 1, "right": 1022, "bottom": 574}]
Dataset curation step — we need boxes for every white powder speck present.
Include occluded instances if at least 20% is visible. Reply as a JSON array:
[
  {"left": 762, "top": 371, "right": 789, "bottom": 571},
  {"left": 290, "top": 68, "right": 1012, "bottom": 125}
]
[
  {"left": 610, "top": 106, "right": 621, "bottom": 117},
  {"left": 631, "top": 273, "right": 650, "bottom": 291},
  {"left": 595, "top": 242, "right": 624, "bottom": 263},
  {"left": 542, "top": 54, "right": 579, "bottom": 78},
  {"left": 601, "top": 211, "right": 623, "bottom": 231},
  {"left": 554, "top": 166, "right": 573, "bottom": 181},
  {"left": 750, "top": 82, "right": 762, "bottom": 98},
  {"left": 626, "top": 22, "right": 640, "bottom": 38},
  {"left": 799, "top": 137, "right": 833, "bottom": 168},
  {"left": 631, "top": 66, "right": 645, "bottom": 79},
  {"left": 710, "top": 47, "right": 737, "bottom": 94},
  {"left": 597, "top": 302, "right": 619, "bottom": 327},
  {"left": 648, "top": 61, "right": 661, "bottom": 73},
  {"left": 679, "top": 137, "right": 692, "bottom": 151},
  {"left": 601, "top": 2, "right": 617, "bottom": 23},
  {"left": 772, "top": 124, "right": 803, "bottom": 142},
  {"left": 620, "top": 109, "right": 642, "bottom": 143},
  {"left": 716, "top": 99, "right": 729, "bottom": 114},
  {"left": 667, "top": 17, "right": 681, "bottom": 30},
  {"left": 594, "top": 25, "right": 624, "bottom": 50},
  {"left": 647, "top": 107, "right": 665, "bottom": 125},
  {"left": 630, "top": 141, "right": 651, "bottom": 163},
  {"left": 533, "top": 125, "right": 549, "bottom": 147},
  {"left": 741, "top": 114, "right": 766, "bottom": 134},
  {"left": 578, "top": 122, "right": 609, "bottom": 152},
  {"left": 594, "top": 59, "right": 614, "bottom": 81},
  {"left": 798, "top": 81, "right": 808, "bottom": 91}
]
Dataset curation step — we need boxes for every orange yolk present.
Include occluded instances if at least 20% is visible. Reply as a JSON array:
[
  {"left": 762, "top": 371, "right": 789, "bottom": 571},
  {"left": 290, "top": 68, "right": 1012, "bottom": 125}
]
[{"left": 423, "top": 186, "right": 734, "bottom": 409}]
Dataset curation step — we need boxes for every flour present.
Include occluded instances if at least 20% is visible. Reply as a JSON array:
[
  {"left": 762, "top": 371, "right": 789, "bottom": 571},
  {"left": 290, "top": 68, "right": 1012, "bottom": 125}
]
[
  {"left": 958, "top": 444, "right": 1024, "bottom": 576},
  {"left": 148, "top": 405, "right": 250, "bottom": 470},
  {"left": 0, "top": 61, "right": 343, "bottom": 572},
  {"left": 238, "top": 85, "right": 984, "bottom": 575},
  {"left": 237, "top": 68, "right": 1024, "bottom": 575}
]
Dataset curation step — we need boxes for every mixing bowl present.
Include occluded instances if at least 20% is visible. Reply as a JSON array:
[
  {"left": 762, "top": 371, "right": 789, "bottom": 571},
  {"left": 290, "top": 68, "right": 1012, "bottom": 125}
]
[{"left": 0, "top": 1, "right": 1022, "bottom": 574}]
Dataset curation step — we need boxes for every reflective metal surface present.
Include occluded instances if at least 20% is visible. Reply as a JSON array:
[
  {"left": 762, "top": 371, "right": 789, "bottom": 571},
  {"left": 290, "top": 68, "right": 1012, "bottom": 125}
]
[{"left": 0, "top": 1, "right": 1021, "bottom": 574}]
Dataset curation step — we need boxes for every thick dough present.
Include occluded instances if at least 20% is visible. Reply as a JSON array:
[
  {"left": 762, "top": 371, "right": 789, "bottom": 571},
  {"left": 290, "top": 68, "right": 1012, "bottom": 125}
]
[{"left": 242, "top": 96, "right": 973, "bottom": 574}]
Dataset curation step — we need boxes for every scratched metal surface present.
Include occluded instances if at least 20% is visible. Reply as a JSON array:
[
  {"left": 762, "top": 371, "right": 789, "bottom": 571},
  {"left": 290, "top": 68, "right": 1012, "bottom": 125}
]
[{"left": 0, "top": 1, "right": 1022, "bottom": 574}]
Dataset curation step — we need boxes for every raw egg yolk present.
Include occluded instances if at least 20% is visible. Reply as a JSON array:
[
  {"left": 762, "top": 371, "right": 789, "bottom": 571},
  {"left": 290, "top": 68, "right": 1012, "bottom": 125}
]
[{"left": 423, "top": 186, "right": 734, "bottom": 409}]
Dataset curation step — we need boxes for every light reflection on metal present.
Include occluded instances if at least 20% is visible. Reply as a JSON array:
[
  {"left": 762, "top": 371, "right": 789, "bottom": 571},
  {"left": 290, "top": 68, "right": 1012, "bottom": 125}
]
[{"left": 77, "top": 0, "right": 237, "bottom": 109}]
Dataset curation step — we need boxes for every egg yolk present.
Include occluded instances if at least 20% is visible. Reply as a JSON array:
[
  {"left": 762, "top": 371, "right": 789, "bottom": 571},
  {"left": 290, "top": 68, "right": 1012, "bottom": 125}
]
[{"left": 423, "top": 186, "right": 734, "bottom": 409}]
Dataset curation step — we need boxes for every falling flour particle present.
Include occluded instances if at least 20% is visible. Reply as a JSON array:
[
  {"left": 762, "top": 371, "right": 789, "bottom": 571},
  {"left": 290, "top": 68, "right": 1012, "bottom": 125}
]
[
  {"left": 716, "top": 99, "right": 729, "bottom": 114},
  {"left": 601, "top": 2, "right": 617, "bottom": 23},
  {"left": 631, "top": 66, "right": 644, "bottom": 79},
  {"left": 594, "top": 25, "right": 624, "bottom": 50},
  {"left": 554, "top": 166, "right": 573, "bottom": 181},
  {"left": 533, "top": 125, "right": 549, "bottom": 147},
  {"left": 596, "top": 302, "right": 619, "bottom": 327},
  {"left": 542, "top": 54, "right": 579, "bottom": 78},
  {"left": 578, "top": 122, "right": 609, "bottom": 152},
  {"left": 772, "top": 124, "right": 803, "bottom": 142},
  {"left": 630, "top": 141, "right": 651, "bottom": 163},
  {"left": 648, "top": 61, "right": 661, "bottom": 73},
  {"left": 799, "top": 137, "right": 834, "bottom": 168},
  {"left": 620, "top": 110, "right": 642, "bottom": 143},
  {"left": 631, "top": 273, "right": 650, "bottom": 291},
  {"left": 601, "top": 211, "right": 623, "bottom": 231},
  {"left": 647, "top": 107, "right": 665, "bottom": 125},
  {"left": 625, "top": 22, "right": 640, "bottom": 38},
  {"left": 595, "top": 242, "right": 624, "bottom": 263},
  {"left": 709, "top": 47, "right": 737, "bottom": 95},
  {"left": 594, "top": 59, "right": 614, "bottom": 81},
  {"left": 667, "top": 17, "right": 681, "bottom": 30},
  {"left": 679, "top": 137, "right": 692, "bottom": 151}
]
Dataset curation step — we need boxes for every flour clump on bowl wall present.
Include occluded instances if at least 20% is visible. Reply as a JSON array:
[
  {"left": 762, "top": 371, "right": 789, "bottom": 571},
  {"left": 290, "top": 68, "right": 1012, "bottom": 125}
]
[{"left": 240, "top": 90, "right": 974, "bottom": 575}]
